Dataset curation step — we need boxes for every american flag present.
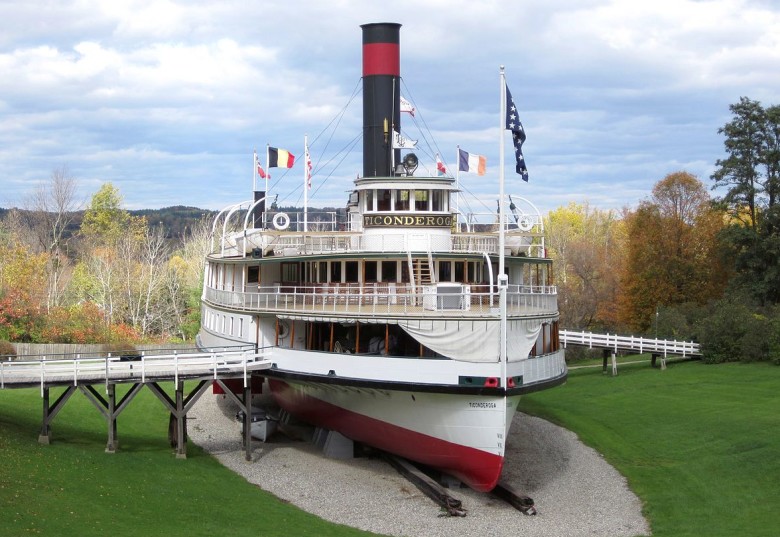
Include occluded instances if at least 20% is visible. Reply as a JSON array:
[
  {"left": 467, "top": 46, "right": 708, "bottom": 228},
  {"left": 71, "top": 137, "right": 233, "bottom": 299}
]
[{"left": 505, "top": 84, "right": 529, "bottom": 182}]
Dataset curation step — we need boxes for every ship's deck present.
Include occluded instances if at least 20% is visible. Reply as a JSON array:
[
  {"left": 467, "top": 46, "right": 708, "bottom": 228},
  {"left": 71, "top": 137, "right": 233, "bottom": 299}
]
[{"left": 203, "top": 283, "right": 558, "bottom": 319}]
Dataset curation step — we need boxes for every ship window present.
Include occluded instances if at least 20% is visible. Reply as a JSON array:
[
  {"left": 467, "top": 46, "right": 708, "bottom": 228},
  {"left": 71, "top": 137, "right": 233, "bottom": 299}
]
[
  {"left": 281, "top": 262, "right": 299, "bottom": 284},
  {"left": 467, "top": 261, "right": 482, "bottom": 283},
  {"left": 365, "top": 189, "right": 375, "bottom": 211},
  {"left": 431, "top": 190, "right": 444, "bottom": 211},
  {"left": 331, "top": 261, "right": 342, "bottom": 282},
  {"left": 394, "top": 190, "right": 410, "bottom": 211},
  {"left": 345, "top": 261, "right": 359, "bottom": 282},
  {"left": 318, "top": 261, "right": 327, "bottom": 283},
  {"left": 454, "top": 262, "right": 464, "bottom": 282},
  {"left": 365, "top": 261, "right": 377, "bottom": 282},
  {"left": 247, "top": 266, "right": 259, "bottom": 284},
  {"left": 378, "top": 189, "right": 391, "bottom": 211},
  {"left": 381, "top": 260, "right": 397, "bottom": 282},
  {"left": 439, "top": 261, "right": 451, "bottom": 282},
  {"left": 414, "top": 190, "right": 429, "bottom": 211}
]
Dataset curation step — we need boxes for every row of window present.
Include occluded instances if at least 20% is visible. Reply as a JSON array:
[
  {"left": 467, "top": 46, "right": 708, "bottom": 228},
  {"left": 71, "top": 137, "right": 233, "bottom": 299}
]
[
  {"left": 204, "top": 309, "right": 245, "bottom": 339},
  {"left": 364, "top": 189, "right": 448, "bottom": 212},
  {"left": 286, "top": 259, "right": 484, "bottom": 285},
  {"left": 209, "top": 258, "right": 549, "bottom": 290}
]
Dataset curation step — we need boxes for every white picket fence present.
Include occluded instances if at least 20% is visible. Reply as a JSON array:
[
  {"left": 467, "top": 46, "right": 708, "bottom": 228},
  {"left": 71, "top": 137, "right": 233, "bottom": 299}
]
[{"left": 560, "top": 330, "right": 701, "bottom": 357}]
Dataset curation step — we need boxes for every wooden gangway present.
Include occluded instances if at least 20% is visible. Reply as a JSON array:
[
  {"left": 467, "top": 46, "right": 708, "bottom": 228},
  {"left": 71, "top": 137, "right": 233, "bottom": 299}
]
[
  {"left": 560, "top": 329, "right": 701, "bottom": 375},
  {"left": 0, "top": 349, "right": 271, "bottom": 391},
  {"left": 0, "top": 348, "right": 272, "bottom": 460}
]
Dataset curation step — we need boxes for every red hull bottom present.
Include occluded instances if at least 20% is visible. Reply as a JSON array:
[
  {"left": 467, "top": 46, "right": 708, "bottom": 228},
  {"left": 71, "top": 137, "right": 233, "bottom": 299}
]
[{"left": 268, "top": 379, "right": 505, "bottom": 491}]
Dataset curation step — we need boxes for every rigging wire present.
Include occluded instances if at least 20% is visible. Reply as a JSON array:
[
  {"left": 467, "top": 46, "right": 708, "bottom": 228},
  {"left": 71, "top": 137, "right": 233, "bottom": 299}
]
[{"left": 276, "top": 78, "right": 363, "bottom": 207}]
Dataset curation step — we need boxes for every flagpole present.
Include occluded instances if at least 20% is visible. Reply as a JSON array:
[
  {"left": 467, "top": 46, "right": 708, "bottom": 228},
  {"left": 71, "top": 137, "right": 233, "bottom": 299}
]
[
  {"left": 455, "top": 146, "right": 460, "bottom": 232},
  {"left": 304, "top": 134, "right": 309, "bottom": 232},
  {"left": 265, "top": 144, "right": 270, "bottom": 228},
  {"left": 498, "top": 65, "right": 508, "bottom": 387},
  {"left": 253, "top": 149, "right": 257, "bottom": 192},
  {"left": 265, "top": 144, "right": 270, "bottom": 197}
]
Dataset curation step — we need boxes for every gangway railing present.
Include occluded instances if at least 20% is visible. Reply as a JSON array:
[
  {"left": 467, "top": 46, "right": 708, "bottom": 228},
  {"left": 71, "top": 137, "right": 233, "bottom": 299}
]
[
  {"left": 0, "top": 348, "right": 273, "bottom": 461},
  {"left": 0, "top": 349, "right": 272, "bottom": 393},
  {"left": 560, "top": 330, "right": 701, "bottom": 358}
]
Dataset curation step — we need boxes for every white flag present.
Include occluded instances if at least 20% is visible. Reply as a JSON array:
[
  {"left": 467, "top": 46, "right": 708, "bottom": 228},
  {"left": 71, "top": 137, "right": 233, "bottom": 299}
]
[
  {"left": 400, "top": 96, "right": 415, "bottom": 117},
  {"left": 392, "top": 130, "right": 417, "bottom": 149}
]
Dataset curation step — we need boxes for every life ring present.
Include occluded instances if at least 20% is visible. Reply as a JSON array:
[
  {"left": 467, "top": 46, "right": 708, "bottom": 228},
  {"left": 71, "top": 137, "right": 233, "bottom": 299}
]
[
  {"left": 517, "top": 216, "right": 534, "bottom": 232},
  {"left": 272, "top": 212, "right": 290, "bottom": 230},
  {"left": 277, "top": 320, "right": 290, "bottom": 339}
]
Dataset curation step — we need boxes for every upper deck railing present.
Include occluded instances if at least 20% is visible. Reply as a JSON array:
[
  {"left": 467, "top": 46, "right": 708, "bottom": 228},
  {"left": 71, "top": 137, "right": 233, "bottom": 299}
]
[
  {"left": 218, "top": 229, "right": 545, "bottom": 258},
  {"left": 203, "top": 283, "right": 558, "bottom": 318}
]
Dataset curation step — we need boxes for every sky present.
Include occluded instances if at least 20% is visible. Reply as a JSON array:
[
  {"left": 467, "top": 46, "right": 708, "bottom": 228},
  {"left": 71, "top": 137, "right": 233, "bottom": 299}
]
[{"left": 1, "top": 0, "right": 779, "bottom": 217}]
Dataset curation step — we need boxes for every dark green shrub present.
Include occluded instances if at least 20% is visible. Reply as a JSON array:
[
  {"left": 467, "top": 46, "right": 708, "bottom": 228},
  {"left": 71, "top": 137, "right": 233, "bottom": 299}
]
[{"left": 696, "top": 298, "right": 753, "bottom": 363}]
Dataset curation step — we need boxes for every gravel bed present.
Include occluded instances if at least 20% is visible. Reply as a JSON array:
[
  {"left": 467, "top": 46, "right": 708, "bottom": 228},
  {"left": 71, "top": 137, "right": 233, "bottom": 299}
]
[{"left": 188, "top": 394, "right": 650, "bottom": 537}]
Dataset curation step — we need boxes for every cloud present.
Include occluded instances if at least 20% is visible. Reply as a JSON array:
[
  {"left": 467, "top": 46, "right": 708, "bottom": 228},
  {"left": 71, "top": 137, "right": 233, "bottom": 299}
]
[{"left": 0, "top": 0, "right": 778, "bottom": 213}]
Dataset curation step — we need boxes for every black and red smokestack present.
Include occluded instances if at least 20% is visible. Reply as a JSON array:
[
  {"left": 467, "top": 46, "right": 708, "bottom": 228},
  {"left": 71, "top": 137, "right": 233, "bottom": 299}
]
[{"left": 361, "top": 22, "right": 401, "bottom": 178}]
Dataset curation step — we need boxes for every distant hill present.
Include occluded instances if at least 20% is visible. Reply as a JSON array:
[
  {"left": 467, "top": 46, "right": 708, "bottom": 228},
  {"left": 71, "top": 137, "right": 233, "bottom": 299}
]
[
  {"left": 0, "top": 206, "right": 217, "bottom": 243},
  {"left": 130, "top": 206, "right": 217, "bottom": 238},
  {"left": 0, "top": 205, "right": 349, "bottom": 242}
]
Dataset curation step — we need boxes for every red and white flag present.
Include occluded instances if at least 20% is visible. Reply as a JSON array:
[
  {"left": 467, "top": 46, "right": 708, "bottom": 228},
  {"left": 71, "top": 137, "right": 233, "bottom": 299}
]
[
  {"left": 400, "top": 95, "right": 415, "bottom": 117},
  {"left": 436, "top": 154, "right": 447, "bottom": 176},
  {"left": 305, "top": 142, "right": 313, "bottom": 190},
  {"left": 255, "top": 152, "right": 267, "bottom": 179}
]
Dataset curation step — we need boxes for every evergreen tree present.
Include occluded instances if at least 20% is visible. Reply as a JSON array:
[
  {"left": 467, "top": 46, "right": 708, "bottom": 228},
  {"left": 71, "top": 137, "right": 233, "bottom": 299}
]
[{"left": 712, "top": 98, "right": 780, "bottom": 304}]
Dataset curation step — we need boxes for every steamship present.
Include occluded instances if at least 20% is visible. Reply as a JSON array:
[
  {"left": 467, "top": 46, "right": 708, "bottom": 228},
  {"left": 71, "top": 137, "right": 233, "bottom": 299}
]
[{"left": 198, "top": 22, "right": 566, "bottom": 492}]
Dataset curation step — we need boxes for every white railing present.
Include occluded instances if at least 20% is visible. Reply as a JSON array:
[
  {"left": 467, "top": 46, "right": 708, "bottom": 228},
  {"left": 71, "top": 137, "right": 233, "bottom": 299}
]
[
  {"left": 218, "top": 229, "right": 547, "bottom": 258},
  {"left": 204, "top": 283, "right": 558, "bottom": 318},
  {"left": 560, "top": 330, "right": 701, "bottom": 357},
  {"left": 0, "top": 350, "right": 273, "bottom": 393}
]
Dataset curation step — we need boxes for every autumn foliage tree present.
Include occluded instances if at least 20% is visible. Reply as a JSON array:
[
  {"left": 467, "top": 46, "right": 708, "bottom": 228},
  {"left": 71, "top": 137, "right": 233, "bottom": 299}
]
[
  {"left": 616, "top": 172, "right": 727, "bottom": 332},
  {"left": 0, "top": 238, "right": 49, "bottom": 341},
  {"left": 545, "top": 202, "right": 624, "bottom": 330}
]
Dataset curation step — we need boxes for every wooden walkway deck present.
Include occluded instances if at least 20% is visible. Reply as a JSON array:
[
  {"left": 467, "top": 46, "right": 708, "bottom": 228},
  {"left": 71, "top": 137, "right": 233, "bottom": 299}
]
[
  {"left": 560, "top": 329, "right": 701, "bottom": 375},
  {"left": 0, "top": 349, "right": 272, "bottom": 460}
]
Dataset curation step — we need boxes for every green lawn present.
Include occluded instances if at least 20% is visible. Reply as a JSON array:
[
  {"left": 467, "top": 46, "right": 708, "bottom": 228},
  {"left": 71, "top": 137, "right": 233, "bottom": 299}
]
[
  {"left": 2, "top": 362, "right": 778, "bottom": 537},
  {"left": 0, "top": 383, "right": 380, "bottom": 537},
  {"left": 518, "top": 360, "right": 780, "bottom": 537}
]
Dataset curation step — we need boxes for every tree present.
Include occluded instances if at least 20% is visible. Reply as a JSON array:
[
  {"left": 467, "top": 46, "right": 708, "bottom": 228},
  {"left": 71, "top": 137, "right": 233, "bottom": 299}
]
[
  {"left": 617, "top": 172, "right": 727, "bottom": 332},
  {"left": 23, "top": 166, "right": 81, "bottom": 310},
  {"left": 165, "top": 216, "right": 213, "bottom": 339},
  {"left": 0, "top": 241, "right": 48, "bottom": 341},
  {"left": 73, "top": 183, "right": 146, "bottom": 328},
  {"left": 545, "top": 202, "right": 624, "bottom": 330},
  {"left": 80, "top": 183, "right": 144, "bottom": 245},
  {"left": 712, "top": 97, "right": 765, "bottom": 229},
  {"left": 712, "top": 98, "right": 780, "bottom": 304}
]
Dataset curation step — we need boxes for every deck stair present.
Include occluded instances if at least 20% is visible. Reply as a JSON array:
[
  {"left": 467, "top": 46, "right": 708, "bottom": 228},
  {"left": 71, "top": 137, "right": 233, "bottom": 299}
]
[{"left": 413, "top": 257, "right": 436, "bottom": 286}]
